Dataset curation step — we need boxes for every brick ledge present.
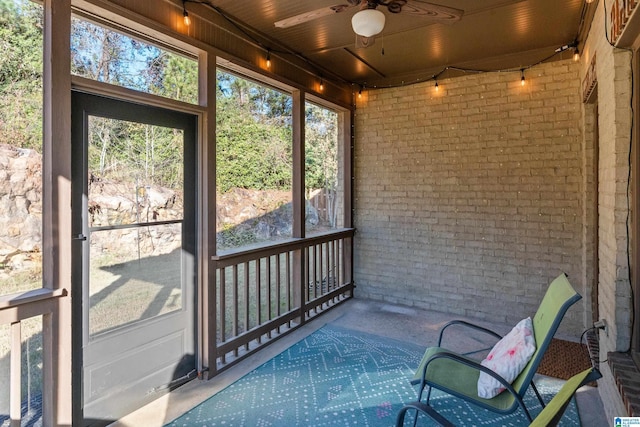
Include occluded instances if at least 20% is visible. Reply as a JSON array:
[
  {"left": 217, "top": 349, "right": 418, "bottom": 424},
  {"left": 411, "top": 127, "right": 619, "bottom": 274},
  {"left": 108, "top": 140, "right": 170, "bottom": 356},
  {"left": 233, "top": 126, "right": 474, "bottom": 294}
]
[{"left": 608, "top": 351, "right": 640, "bottom": 416}]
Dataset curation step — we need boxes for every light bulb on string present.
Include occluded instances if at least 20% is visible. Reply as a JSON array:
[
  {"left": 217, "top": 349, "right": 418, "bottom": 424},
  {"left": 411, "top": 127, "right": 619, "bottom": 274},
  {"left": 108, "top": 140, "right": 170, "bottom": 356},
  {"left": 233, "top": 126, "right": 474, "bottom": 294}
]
[
  {"left": 435, "top": 80, "right": 439, "bottom": 92},
  {"left": 520, "top": 69, "right": 525, "bottom": 87},
  {"left": 182, "top": 1, "right": 191, "bottom": 26},
  {"left": 266, "top": 50, "right": 271, "bottom": 69},
  {"left": 320, "top": 79, "right": 324, "bottom": 91},
  {"left": 573, "top": 47, "right": 580, "bottom": 62},
  {"left": 358, "top": 86, "right": 363, "bottom": 99}
]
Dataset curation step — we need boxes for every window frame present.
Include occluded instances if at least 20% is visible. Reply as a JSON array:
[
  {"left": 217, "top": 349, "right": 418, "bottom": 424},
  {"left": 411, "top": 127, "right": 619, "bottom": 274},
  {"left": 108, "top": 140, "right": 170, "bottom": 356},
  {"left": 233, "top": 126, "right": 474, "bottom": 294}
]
[{"left": 212, "top": 65, "right": 353, "bottom": 256}]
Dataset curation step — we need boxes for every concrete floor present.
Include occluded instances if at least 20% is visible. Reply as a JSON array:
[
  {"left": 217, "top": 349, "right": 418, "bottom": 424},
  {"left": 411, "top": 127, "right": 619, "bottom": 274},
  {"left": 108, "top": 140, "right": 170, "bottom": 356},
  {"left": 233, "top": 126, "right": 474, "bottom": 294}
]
[{"left": 112, "top": 297, "right": 608, "bottom": 426}]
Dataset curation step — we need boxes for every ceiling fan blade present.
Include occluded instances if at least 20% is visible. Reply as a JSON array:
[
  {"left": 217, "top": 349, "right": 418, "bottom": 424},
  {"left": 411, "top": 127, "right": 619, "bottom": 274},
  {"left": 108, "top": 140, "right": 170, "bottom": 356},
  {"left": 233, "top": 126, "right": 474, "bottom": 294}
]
[
  {"left": 401, "top": 1, "right": 464, "bottom": 23},
  {"left": 355, "top": 35, "right": 376, "bottom": 48},
  {"left": 274, "top": 2, "right": 361, "bottom": 28}
]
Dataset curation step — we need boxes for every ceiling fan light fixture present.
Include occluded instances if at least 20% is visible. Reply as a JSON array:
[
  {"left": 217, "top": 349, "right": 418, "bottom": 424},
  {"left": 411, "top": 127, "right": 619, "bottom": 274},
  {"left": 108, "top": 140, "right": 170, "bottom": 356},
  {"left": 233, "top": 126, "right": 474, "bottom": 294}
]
[{"left": 351, "top": 9, "right": 386, "bottom": 37}]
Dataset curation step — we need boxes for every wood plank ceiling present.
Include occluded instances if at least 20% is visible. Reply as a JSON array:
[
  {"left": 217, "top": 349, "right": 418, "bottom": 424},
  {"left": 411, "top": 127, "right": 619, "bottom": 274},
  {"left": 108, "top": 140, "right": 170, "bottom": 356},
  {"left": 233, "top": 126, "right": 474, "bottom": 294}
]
[{"left": 202, "top": 0, "right": 592, "bottom": 88}]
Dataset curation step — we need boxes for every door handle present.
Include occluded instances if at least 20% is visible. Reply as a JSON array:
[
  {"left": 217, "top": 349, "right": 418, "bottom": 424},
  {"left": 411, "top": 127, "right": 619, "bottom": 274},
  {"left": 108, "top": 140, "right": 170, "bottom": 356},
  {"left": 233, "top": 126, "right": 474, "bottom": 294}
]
[{"left": 73, "top": 234, "right": 87, "bottom": 241}]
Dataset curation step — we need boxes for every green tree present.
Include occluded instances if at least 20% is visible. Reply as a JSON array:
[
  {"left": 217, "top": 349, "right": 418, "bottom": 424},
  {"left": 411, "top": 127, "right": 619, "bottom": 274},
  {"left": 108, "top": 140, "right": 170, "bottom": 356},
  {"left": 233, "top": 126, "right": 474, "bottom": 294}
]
[
  {"left": 216, "top": 93, "right": 291, "bottom": 192},
  {"left": 0, "top": 0, "right": 43, "bottom": 150},
  {"left": 72, "top": 18, "right": 195, "bottom": 187},
  {"left": 216, "top": 70, "right": 292, "bottom": 192},
  {"left": 305, "top": 103, "right": 338, "bottom": 190},
  {"left": 145, "top": 51, "right": 198, "bottom": 104}
]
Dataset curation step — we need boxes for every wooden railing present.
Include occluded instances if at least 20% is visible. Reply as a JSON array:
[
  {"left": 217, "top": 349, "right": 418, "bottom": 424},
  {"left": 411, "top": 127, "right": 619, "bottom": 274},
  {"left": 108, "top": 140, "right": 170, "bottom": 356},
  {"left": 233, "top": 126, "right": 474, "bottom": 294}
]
[
  {"left": 0, "top": 287, "right": 68, "bottom": 427},
  {"left": 210, "top": 228, "right": 355, "bottom": 374},
  {"left": 0, "top": 230, "right": 355, "bottom": 422}
]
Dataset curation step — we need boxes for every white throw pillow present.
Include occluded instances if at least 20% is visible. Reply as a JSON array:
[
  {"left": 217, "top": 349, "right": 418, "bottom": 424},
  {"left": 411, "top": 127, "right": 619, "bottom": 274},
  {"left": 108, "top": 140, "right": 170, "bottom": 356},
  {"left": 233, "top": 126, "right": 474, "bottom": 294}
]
[{"left": 477, "top": 317, "right": 536, "bottom": 399}]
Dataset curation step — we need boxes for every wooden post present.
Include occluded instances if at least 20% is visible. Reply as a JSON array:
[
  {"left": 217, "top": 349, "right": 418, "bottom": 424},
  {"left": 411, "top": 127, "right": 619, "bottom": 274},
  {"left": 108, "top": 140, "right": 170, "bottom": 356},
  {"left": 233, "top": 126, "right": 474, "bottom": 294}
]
[
  {"left": 341, "top": 109, "right": 354, "bottom": 293},
  {"left": 42, "top": 0, "right": 72, "bottom": 425},
  {"left": 292, "top": 90, "right": 306, "bottom": 323},
  {"left": 201, "top": 50, "right": 217, "bottom": 379}
]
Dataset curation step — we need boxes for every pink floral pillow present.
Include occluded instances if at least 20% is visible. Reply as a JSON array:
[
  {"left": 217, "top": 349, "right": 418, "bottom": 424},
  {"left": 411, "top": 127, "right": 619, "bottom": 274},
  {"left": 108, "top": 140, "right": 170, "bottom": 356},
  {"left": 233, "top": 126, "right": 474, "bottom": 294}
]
[{"left": 477, "top": 317, "right": 536, "bottom": 399}]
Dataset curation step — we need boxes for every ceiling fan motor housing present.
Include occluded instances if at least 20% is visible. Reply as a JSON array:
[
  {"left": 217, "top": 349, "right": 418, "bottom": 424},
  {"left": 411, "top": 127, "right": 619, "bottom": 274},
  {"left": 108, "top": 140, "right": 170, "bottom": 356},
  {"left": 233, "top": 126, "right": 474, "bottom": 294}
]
[{"left": 351, "top": 8, "right": 386, "bottom": 37}]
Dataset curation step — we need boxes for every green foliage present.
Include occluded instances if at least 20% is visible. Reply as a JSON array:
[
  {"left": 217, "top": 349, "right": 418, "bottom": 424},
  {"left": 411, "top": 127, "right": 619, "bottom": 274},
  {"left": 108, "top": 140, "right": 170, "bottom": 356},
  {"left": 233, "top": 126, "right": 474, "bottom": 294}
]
[
  {"left": 215, "top": 71, "right": 339, "bottom": 195},
  {"left": 0, "top": 0, "right": 43, "bottom": 151},
  {"left": 216, "top": 70, "right": 293, "bottom": 192},
  {"left": 153, "top": 54, "right": 198, "bottom": 104},
  {"left": 88, "top": 117, "right": 183, "bottom": 189},
  {"left": 217, "top": 222, "right": 259, "bottom": 247},
  {"left": 0, "top": 3, "right": 338, "bottom": 198},
  {"left": 305, "top": 104, "right": 338, "bottom": 190},
  {"left": 69, "top": 18, "right": 195, "bottom": 188}
]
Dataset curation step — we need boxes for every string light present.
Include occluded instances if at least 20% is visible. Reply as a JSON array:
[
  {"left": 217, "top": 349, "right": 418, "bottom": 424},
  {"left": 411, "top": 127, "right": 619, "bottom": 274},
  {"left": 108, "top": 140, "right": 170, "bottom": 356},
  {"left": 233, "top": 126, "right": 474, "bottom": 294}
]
[
  {"left": 435, "top": 80, "right": 439, "bottom": 92},
  {"left": 266, "top": 50, "right": 271, "bottom": 69},
  {"left": 182, "top": 1, "right": 191, "bottom": 26},
  {"left": 354, "top": 39, "right": 581, "bottom": 93},
  {"left": 320, "top": 78, "right": 324, "bottom": 91},
  {"left": 358, "top": 86, "right": 363, "bottom": 99},
  {"left": 573, "top": 47, "right": 580, "bottom": 62}
]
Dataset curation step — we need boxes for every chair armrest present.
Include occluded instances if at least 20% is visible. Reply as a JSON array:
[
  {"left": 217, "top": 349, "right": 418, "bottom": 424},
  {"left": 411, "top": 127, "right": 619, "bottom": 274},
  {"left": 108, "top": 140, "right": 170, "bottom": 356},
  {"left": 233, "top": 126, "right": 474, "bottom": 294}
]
[{"left": 437, "top": 319, "right": 503, "bottom": 346}]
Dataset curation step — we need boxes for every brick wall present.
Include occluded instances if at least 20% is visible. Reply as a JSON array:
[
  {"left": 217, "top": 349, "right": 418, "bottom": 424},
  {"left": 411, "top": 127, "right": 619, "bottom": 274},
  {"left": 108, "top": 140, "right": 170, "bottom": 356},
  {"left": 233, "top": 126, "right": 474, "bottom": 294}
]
[
  {"left": 580, "top": 1, "right": 633, "bottom": 354},
  {"left": 579, "top": 0, "right": 632, "bottom": 419},
  {"left": 353, "top": 58, "right": 590, "bottom": 336}
]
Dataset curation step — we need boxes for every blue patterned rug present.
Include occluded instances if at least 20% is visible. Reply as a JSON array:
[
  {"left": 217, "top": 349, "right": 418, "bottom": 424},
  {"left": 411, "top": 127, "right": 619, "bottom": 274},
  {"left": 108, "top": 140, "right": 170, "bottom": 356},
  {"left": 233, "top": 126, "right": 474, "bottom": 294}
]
[{"left": 165, "top": 325, "right": 580, "bottom": 426}]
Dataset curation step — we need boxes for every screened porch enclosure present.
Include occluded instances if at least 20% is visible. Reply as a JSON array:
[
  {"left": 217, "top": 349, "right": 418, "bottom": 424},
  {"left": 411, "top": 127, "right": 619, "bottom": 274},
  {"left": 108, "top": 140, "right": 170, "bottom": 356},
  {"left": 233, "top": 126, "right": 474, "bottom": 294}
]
[
  {"left": 1, "top": 0, "right": 621, "bottom": 425},
  {"left": 0, "top": 0, "right": 355, "bottom": 424}
]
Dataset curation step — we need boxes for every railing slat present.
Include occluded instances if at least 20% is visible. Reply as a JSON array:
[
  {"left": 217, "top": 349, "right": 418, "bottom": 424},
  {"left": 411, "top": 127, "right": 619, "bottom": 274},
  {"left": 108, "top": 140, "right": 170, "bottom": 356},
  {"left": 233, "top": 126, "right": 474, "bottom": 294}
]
[
  {"left": 332, "top": 239, "right": 337, "bottom": 296},
  {"left": 256, "top": 259, "right": 262, "bottom": 344},
  {"left": 325, "top": 241, "right": 330, "bottom": 296},
  {"left": 286, "top": 251, "right": 291, "bottom": 328},
  {"left": 276, "top": 253, "right": 282, "bottom": 333},
  {"left": 243, "top": 262, "right": 250, "bottom": 350},
  {"left": 10, "top": 321, "right": 22, "bottom": 427},
  {"left": 219, "top": 269, "right": 226, "bottom": 364},
  {"left": 266, "top": 256, "right": 272, "bottom": 339},
  {"left": 307, "top": 245, "right": 312, "bottom": 304},
  {"left": 232, "top": 265, "right": 239, "bottom": 356}
]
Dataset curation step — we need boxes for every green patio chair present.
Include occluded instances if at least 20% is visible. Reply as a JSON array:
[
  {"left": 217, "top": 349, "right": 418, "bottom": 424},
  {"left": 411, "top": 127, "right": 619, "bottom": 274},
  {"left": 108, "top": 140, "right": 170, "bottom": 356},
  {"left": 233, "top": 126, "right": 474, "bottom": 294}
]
[
  {"left": 408, "top": 273, "right": 582, "bottom": 423},
  {"left": 396, "top": 367, "right": 601, "bottom": 426}
]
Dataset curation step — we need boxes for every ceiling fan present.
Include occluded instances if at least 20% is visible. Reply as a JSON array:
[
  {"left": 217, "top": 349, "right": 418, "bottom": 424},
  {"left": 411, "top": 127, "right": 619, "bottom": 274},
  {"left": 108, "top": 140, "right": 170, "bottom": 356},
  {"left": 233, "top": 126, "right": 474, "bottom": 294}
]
[{"left": 274, "top": 0, "right": 463, "bottom": 48}]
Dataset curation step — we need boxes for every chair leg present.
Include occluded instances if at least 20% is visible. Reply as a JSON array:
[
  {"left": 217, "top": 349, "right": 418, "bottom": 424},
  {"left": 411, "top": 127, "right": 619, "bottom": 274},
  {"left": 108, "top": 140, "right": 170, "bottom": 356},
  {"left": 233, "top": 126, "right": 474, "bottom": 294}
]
[
  {"left": 530, "top": 381, "right": 546, "bottom": 408},
  {"left": 414, "top": 385, "right": 429, "bottom": 427},
  {"left": 396, "top": 402, "right": 455, "bottom": 427},
  {"left": 414, "top": 384, "right": 433, "bottom": 427},
  {"left": 515, "top": 394, "right": 534, "bottom": 422},
  {"left": 416, "top": 381, "right": 432, "bottom": 403}
]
